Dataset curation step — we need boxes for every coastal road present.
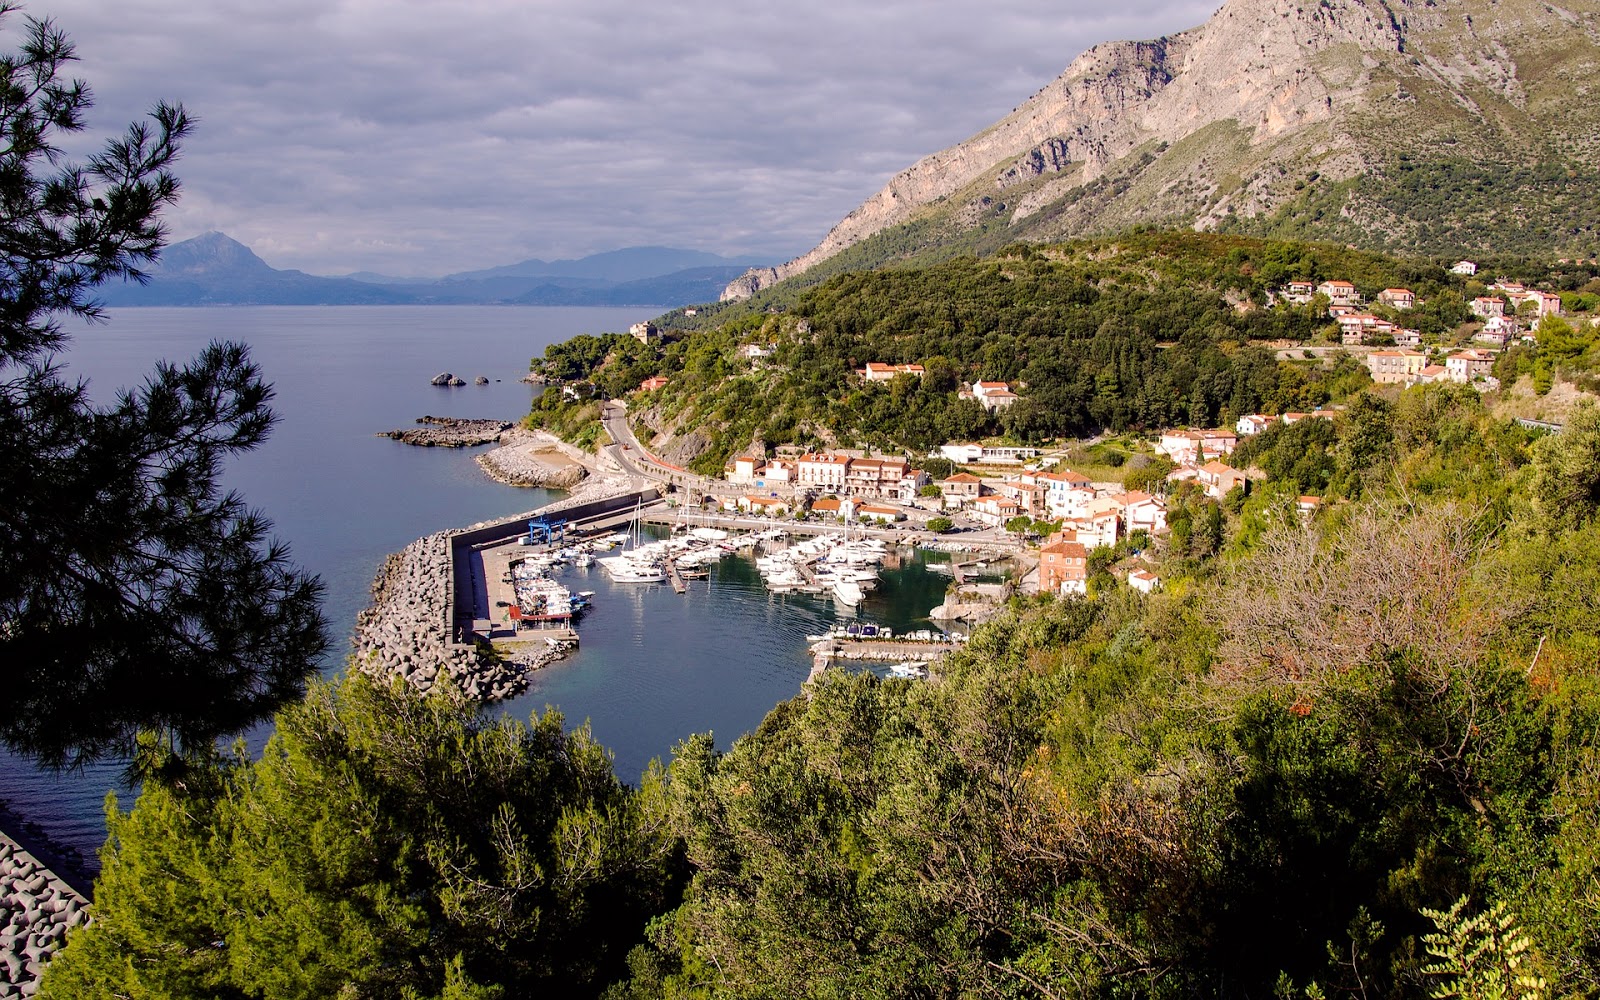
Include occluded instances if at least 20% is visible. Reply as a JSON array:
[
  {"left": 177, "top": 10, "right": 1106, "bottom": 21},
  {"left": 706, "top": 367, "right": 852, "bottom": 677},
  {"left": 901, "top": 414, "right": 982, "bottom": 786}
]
[{"left": 600, "top": 400, "right": 727, "bottom": 498}]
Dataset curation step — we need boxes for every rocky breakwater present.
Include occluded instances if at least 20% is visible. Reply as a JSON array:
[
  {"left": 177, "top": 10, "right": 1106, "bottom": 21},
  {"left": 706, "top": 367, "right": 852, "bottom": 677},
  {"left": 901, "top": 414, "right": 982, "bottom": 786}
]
[
  {"left": 475, "top": 427, "right": 590, "bottom": 489},
  {"left": 379, "top": 416, "right": 512, "bottom": 448},
  {"left": 352, "top": 531, "right": 529, "bottom": 702},
  {"left": 0, "top": 832, "right": 87, "bottom": 998}
]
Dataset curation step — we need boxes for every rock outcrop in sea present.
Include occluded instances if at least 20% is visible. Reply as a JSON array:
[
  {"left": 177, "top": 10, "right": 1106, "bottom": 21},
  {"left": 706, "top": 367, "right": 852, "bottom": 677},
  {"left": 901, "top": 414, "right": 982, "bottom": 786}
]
[{"left": 379, "top": 416, "right": 512, "bottom": 448}]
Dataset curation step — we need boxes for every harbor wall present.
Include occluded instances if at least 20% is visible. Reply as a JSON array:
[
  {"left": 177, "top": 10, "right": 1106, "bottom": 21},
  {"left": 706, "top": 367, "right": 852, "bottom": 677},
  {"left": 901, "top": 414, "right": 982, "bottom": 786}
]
[{"left": 446, "top": 488, "right": 660, "bottom": 642}]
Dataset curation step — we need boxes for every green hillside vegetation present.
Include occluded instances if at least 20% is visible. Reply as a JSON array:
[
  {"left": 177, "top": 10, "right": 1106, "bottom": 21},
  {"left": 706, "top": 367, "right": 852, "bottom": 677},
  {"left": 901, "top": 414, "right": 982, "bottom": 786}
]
[
  {"left": 48, "top": 388, "right": 1600, "bottom": 998},
  {"left": 531, "top": 233, "right": 1475, "bottom": 475}
]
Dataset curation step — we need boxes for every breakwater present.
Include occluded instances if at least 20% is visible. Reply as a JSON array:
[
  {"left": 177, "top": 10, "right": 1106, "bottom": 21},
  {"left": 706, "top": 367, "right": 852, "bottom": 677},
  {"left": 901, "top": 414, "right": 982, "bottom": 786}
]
[
  {"left": 0, "top": 831, "right": 88, "bottom": 998},
  {"left": 351, "top": 485, "right": 659, "bottom": 701}
]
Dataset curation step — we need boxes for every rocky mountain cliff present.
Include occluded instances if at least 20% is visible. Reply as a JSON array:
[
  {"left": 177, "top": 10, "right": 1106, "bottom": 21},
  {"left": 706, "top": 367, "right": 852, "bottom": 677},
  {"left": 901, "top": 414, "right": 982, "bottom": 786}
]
[{"left": 725, "top": 0, "right": 1600, "bottom": 299}]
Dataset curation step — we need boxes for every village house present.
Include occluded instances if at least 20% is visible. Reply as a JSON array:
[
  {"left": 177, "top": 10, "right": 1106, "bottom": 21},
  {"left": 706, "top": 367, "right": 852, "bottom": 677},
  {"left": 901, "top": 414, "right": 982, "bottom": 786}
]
[
  {"left": 1475, "top": 315, "right": 1519, "bottom": 346},
  {"left": 1416, "top": 364, "right": 1450, "bottom": 384},
  {"left": 1156, "top": 429, "right": 1238, "bottom": 466},
  {"left": 1281, "top": 409, "right": 1337, "bottom": 425},
  {"left": 1195, "top": 460, "right": 1247, "bottom": 501},
  {"left": 970, "top": 381, "right": 1020, "bottom": 412},
  {"left": 638, "top": 376, "right": 670, "bottom": 392},
  {"left": 1111, "top": 491, "right": 1168, "bottom": 534},
  {"left": 938, "top": 472, "right": 984, "bottom": 510},
  {"left": 737, "top": 495, "right": 790, "bottom": 516},
  {"left": 1317, "top": 280, "right": 1361, "bottom": 308},
  {"left": 858, "top": 362, "right": 925, "bottom": 381},
  {"left": 1072, "top": 500, "right": 1123, "bottom": 548},
  {"left": 994, "top": 480, "right": 1047, "bottom": 517},
  {"left": 760, "top": 458, "right": 796, "bottom": 484},
  {"left": 1365, "top": 349, "right": 1426, "bottom": 385},
  {"left": 1509, "top": 289, "right": 1563, "bottom": 318},
  {"left": 1126, "top": 568, "right": 1160, "bottom": 594},
  {"left": 1452, "top": 260, "right": 1478, "bottom": 276},
  {"left": 1297, "top": 496, "right": 1322, "bottom": 518},
  {"left": 724, "top": 456, "right": 765, "bottom": 483},
  {"left": 1393, "top": 327, "right": 1422, "bottom": 348},
  {"left": 1447, "top": 349, "right": 1497, "bottom": 383},
  {"left": 855, "top": 502, "right": 905, "bottom": 523},
  {"left": 1235, "top": 414, "right": 1274, "bottom": 436},
  {"left": 738, "top": 343, "right": 773, "bottom": 360},
  {"left": 1470, "top": 296, "right": 1506, "bottom": 319},
  {"left": 1281, "top": 280, "right": 1316, "bottom": 305},
  {"left": 937, "top": 443, "right": 1039, "bottom": 465},
  {"left": 1039, "top": 539, "right": 1089, "bottom": 595},
  {"left": 969, "top": 494, "right": 1021, "bottom": 528},
  {"left": 1338, "top": 313, "right": 1397, "bottom": 345},
  {"left": 629, "top": 321, "right": 659, "bottom": 344},
  {"left": 808, "top": 496, "right": 849, "bottom": 519},
  {"left": 796, "top": 452, "right": 852, "bottom": 490},
  {"left": 844, "top": 456, "right": 912, "bottom": 496},
  {"left": 1377, "top": 288, "right": 1416, "bottom": 310},
  {"left": 1036, "top": 469, "right": 1095, "bottom": 518}
]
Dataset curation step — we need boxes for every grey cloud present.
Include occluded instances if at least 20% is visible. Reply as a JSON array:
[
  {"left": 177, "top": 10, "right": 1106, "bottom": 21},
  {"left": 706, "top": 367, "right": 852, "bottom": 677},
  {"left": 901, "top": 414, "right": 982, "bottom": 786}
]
[{"left": 26, "top": 0, "right": 1217, "bottom": 274}]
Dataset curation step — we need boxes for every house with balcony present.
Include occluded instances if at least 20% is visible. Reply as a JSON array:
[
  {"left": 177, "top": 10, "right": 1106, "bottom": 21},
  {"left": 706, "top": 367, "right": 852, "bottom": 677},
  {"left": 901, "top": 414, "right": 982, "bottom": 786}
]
[
  {"left": 1377, "top": 288, "right": 1416, "bottom": 310},
  {"left": 1365, "top": 349, "right": 1426, "bottom": 385},
  {"left": 1447, "top": 349, "right": 1497, "bottom": 383},
  {"left": 1317, "top": 280, "right": 1361, "bottom": 309}
]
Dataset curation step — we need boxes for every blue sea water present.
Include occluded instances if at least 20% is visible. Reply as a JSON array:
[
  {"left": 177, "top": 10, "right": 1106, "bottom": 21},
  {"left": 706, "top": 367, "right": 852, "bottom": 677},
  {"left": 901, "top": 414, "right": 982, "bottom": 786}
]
[{"left": 0, "top": 306, "right": 959, "bottom": 865}]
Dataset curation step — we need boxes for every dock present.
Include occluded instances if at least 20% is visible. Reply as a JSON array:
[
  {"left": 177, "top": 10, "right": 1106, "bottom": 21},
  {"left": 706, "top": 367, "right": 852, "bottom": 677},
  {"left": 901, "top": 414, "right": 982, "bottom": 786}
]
[
  {"left": 809, "top": 638, "right": 959, "bottom": 662},
  {"left": 666, "top": 559, "right": 687, "bottom": 594}
]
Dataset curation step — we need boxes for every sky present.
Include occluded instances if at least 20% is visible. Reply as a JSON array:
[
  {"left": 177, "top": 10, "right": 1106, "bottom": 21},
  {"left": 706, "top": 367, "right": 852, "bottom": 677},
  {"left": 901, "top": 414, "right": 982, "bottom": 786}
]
[{"left": 26, "top": 0, "right": 1219, "bottom": 276}]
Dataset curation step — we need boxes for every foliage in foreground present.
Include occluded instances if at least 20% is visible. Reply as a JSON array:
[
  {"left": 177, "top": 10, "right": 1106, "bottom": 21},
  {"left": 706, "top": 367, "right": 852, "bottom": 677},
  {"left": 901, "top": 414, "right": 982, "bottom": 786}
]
[
  {"left": 46, "top": 409, "right": 1600, "bottom": 997},
  {"left": 0, "top": 8, "right": 328, "bottom": 769},
  {"left": 40, "top": 676, "right": 684, "bottom": 999}
]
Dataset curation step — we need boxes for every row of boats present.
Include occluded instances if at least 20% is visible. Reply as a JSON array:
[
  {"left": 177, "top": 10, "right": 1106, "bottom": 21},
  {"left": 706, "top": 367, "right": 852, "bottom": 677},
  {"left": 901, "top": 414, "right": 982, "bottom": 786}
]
[{"left": 751, "top": 532, "right": 888, "bottom": 607}]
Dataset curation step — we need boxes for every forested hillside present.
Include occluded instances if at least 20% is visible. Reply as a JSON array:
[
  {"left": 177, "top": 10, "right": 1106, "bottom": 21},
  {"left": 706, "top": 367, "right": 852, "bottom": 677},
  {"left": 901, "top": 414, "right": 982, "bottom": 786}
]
[
  {"left": 529, "top": 233, "right": 1503, "bottom": 474},
  {"left": 46, "top": 384, "right": 1600, "bottom": 998}
]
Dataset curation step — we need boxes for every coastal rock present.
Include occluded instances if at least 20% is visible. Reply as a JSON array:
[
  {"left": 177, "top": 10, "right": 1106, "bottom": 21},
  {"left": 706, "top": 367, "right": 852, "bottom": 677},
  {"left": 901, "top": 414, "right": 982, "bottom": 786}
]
[
  {"left": 430, "top": 371, "right": 454, "bottom": 386},
  {"left": 378, "top": 416, "right": 512, "bottom": 448},
  {"left": 474, "top": 376, "right": 489, "bottom": 385}
]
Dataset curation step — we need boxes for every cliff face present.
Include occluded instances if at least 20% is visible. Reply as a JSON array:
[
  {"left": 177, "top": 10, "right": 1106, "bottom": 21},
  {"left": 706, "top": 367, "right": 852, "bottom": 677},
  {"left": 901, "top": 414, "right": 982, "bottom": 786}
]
[{"left": 725, "top": 0, "right": 1600, "bottom": 299}]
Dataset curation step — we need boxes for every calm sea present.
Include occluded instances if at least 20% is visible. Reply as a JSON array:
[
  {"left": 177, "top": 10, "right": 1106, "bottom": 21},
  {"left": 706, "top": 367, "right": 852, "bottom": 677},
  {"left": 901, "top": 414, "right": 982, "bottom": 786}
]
[{"left": 0, "top": 306, "right": 958, "bottom": 865}]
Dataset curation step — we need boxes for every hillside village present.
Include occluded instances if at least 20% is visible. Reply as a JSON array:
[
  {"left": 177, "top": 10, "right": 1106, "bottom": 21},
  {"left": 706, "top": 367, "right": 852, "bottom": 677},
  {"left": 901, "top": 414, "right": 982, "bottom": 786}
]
[{"left": 585, "top": 254, "right": 1597, "bottom": 603}]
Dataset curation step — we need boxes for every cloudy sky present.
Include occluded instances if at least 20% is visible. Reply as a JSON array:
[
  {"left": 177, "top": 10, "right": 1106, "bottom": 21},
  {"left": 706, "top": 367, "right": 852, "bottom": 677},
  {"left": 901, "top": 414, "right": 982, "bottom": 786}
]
[{"left": 29, "top": 0, "right": 1218, "bottom": 276}]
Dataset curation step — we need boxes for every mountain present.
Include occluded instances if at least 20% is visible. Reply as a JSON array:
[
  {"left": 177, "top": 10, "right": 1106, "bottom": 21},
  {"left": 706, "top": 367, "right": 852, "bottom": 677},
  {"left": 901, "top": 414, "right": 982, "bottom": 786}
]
[
  {"left": 100, "top": 232, "right": 417, "bottom": 306},
  {"left": 443, "top": 246, "right": 769, "bottom": 284},
  {"left": 724, "top": 0, "right": 1600, "bottom": 300},
  {"left": 104, "top": 234, "right": 774, "bottom": 307}
]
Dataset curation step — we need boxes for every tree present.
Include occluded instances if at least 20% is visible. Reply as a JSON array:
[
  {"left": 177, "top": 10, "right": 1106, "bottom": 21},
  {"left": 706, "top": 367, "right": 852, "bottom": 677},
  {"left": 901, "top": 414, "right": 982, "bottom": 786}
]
[
  {"left": 927, "top": 516, "right": 954, "bottom": 533},
  {"left": 0, "top": 9, "right": 327, "bottom": 770},
  {"left": 39, "top": 674, "right": 682, "bottom": 998}
]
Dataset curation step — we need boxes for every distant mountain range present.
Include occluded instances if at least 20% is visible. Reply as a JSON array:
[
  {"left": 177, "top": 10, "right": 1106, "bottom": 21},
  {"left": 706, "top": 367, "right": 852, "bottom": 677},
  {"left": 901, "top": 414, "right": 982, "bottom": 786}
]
[{"left": 98, "top": 233, "right": 772, "bottom": 307}]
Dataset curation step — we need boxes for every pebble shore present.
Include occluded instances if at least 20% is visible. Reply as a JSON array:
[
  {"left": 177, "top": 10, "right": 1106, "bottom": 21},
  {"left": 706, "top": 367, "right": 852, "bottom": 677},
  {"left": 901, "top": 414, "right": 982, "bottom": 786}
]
[{"left": 0, "top": 833, "right": 87, "bottom": 998}]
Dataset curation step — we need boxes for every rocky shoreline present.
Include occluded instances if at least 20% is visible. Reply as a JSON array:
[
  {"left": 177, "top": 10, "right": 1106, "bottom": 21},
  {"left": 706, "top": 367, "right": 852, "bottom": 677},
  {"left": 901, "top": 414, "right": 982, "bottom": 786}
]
[
  {"left": 378, "top": 415, "right": 512, "bottom": 447},
  {"left": 0, "top": 831, "right": 87, "bottom": 998},
  {"left": 474, "top": 427, "right": 589, "bottom": 488}
]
